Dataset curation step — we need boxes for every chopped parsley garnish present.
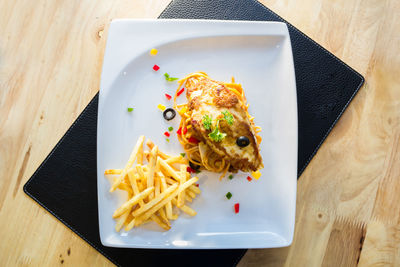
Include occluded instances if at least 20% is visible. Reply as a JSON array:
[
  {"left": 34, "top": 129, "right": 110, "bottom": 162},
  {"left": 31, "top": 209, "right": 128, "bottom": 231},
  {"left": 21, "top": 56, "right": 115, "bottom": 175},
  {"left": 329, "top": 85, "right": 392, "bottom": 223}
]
[
  {"left": 127, "top": 107, "right": 134, "bottom": 112},
  {"left": 168, "top": 126, "right": 173, "bottom": 131},
  {"left": 226, "top": 192, "right": 232, "bottom": 199},
  {"left": 180, "top": 153, "right": 186, "bottom": 157},
  {"left": 164, "top": 73, "right": 179, "bottom": 81},
  {"left": 202, "top": 114, "right": 213, "bottom": 130},
  {"left": 166, "top": 138, "right": 170, "bottom": 142},
  {"left": 202, "top": 110, "right": 235, "bottom": 142},
  {"left": 228, "top": 174, "right": 234, "bottom": 180},
  {"left": 222, "top": 110, "right": 234, "bottom": 125},
  {"left": 208, "top": 121, "right": 226, "bottom": 142}
]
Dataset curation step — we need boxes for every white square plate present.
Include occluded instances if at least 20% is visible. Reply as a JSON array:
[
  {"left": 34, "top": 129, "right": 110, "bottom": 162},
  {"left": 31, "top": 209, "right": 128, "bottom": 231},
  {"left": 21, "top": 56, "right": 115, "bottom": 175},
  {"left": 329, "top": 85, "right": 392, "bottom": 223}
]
[{"left": 97, "top": 19, "right": 297, "bottom": 249}]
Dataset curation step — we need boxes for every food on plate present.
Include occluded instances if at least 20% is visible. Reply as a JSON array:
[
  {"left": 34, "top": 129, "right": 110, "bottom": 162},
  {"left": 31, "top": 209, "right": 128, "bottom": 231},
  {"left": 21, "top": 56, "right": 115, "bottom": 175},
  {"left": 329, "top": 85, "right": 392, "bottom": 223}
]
[
  {"left": 105, "top": 136, "right": 200, "bottom": 232},
  {"left": 173, "top": 72, "right": 263, "bottom": 178}
]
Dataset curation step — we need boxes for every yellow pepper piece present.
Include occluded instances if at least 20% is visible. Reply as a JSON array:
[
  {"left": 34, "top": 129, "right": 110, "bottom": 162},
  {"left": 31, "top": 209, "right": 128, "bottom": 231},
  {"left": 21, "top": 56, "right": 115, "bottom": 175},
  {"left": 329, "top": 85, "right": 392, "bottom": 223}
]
[
  {"left": 251, "top": 170, "right": 261, "bottom": 180},
  {"left": 157, "top": 104, "right": 166, "bottom": 111},
  {"left": 150, "top": 48, "right": 158, "bottom": 55},
  {"left": 179, "top": 106, "right": 187, "bottom": 115}
]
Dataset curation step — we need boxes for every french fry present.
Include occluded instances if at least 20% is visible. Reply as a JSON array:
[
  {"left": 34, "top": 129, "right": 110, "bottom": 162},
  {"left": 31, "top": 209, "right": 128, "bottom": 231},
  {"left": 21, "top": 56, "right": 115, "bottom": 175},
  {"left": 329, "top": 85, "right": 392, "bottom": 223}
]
[
  {"left": 125, "top": 213, "right": 134, "bottom": 226},
  {"left": 179, "top": 205, "right": 197, "bottom": 216},
  {"left": 147, "top": 146, "right": 158, "bottom": 199},
  {"left": 135, "top": 177, "right": 198, "bottom": 226},
  {"left": 104, "top": 169, "right": 123, "bottom": 175},
  {"left": 109, "top": 137, "right": 200, "bottom": 232},
  {"left": 151, "top": 215, "right": 170, "bottom": 230},
  {"left": 177, "top": 165, "right": 187, "bottom": 207},
  {"left": 155, "top": 157, "right": 161, "bottom": 172},
  {"left": 146, "top": 139, "right": 171, "bottom": 159},
  {"left": 127, "top": 170, "right": 145, "bottom": 208},
  {"left": 137, "top": 142, "right": 143, "bottom": 165},
  {"left": 165, "top": 177, "right": 178, "bottom": 185},
  {"left": 135, "top": 165, "right": 145, "bottom": 179},
  {"left": 145, "top": 139, "right": 154, "bottom": 149},
  {"left": 124, "top": 216, "right": 153, "bottom": 231},
  {"left": 158, "top": 208, "right": 169, "bottom": 225},
  {"left": 159, "top": 159, "right": 182, "bottom": 182},
  {"left": 144, "top": 151, "right": 150, "bottom": 161},
  {"left": 115, "top": 211, "right": 130, "bottom": 232},
  {"left": 137, "top": 181, "right": 145, "bottom": 192},
  {"left": 165, "top": 156, "right": 188, "bottom": 165},
  {"left": 124, "top": 218, "right": 135, "bottom": 231},
  {"left": 172, "top": 198, "right": 197, "bottom": 216},
  {"left": 113, "top": 187, "right": 154, "bottom": 218},
  {"left": 159, "top": 175, "right": 174, "bottom": 220},
  {"left": 117, "top": 182, "right": 133, "bottom": 195},
  {"left": 187, "top": 190, "right": 196, "bottom": 199},
  {"left": 155, "top": 172, "right": 160, "bottom": 196},
  {"left": 189, "top": 185, "right": 201, "bottom": 194},
  {"left": 132, "top": 184, "right": 178, "bottom": 217},
  {"left": 110, "top": 135, "right": 145, "bottom": 192}
]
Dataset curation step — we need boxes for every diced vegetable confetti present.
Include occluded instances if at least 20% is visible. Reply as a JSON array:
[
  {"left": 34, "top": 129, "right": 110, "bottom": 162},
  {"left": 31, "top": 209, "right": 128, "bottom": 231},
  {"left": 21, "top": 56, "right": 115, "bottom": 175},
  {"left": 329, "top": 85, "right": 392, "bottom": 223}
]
[
  {"left": 164, "top": 131, "right": 170, "bottom": 137},
  {"left": 177, "top": 88, "right": 185, "bottom": 96},
  {"left": 157, "top": 104, "right": 166, "bottom": 111},
  {"left": 187, "top": 166, "right": 196, "bottom": 173},
  {"left": 226, "top": 192, "right": 232, "bottom": 200},
  {"left": 188, "top": 137, "right": 199, "bottom": 144},
  {"left": 165, "top": 93, "right": 172, "bottom": 100},
  {"left": 234, "top": 203, "right": 240, "bottom": 214},
  {"left": 168, "top": 126, "right": 174, "bottom": 131},
  {"left": 153, "top": 64, "right": 160, "bottom": 71},
  {"left": 127, "top": 107, "right": 134, "bottom": 112},
  {"left": 164, "top": 73, "right": 179, "bottom": 81},
  {"left": 150, "top": 48, "right": 158, "bottom": 55},
  {"left": 179, "top": 106, "right": 187, "bottom": 115},
  {"left": 251, "top": 170, "right": 261, "bottom": 180},
  {"left": 228, "top": 174, "right": 234, "bottom": 180},
  {"left": 247, "top": 176, "right": 252, "bottom": 182}
]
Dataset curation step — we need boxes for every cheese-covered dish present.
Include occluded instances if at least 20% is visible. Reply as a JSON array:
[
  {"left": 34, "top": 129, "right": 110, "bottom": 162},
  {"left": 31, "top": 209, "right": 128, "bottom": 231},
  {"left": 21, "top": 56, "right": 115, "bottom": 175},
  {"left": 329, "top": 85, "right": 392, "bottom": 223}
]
[{"left": 174, "top": 72, "right": 263, "bottom": 178}]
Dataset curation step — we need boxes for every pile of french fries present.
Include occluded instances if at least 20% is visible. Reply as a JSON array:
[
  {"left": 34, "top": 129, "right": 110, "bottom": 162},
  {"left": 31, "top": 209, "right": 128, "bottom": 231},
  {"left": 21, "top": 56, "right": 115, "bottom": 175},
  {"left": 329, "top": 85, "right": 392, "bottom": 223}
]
[{"left": 105, "top": 136, "right": 200, "bottom": 232}]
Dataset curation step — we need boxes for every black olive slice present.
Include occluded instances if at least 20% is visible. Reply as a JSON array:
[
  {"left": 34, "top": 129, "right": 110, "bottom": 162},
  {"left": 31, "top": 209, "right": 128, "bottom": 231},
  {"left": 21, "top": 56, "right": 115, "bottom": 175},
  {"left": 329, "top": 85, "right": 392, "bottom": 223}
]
[
  {"left": 189, "top": 161, "right": 201, "bottom": 170},
  {"left": 236, "top": 136, "right": 250, "bottom": 147},
  {"left": 163, "top": 108, "right": 176, "bottom": 121}
]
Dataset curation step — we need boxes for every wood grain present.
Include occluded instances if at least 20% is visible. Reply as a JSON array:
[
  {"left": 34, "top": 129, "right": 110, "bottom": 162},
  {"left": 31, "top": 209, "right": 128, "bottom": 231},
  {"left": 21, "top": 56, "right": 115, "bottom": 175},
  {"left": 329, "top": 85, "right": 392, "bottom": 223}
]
[{"left": 0, "top": 0, "right": 399, "bottom": 266}]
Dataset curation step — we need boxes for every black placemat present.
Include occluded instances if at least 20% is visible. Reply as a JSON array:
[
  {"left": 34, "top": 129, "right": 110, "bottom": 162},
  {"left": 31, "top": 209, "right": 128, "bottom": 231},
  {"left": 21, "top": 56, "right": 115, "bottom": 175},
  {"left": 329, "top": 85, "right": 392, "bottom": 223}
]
[{"left": 24, "top": 0, "right": 364, "bottom": 266}]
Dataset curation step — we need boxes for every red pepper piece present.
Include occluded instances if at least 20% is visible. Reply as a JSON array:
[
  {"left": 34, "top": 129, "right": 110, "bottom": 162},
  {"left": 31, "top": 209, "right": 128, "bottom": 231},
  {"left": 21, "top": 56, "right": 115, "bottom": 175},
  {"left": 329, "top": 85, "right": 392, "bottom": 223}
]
[
  {"left": 187, "top": 166, "right": 195, "bottom": 173},
  {"left": 165, "top": 94, "right": 172, "bottom": 100},
  {"left": 183, "top": 127, "right": 187, "bottom": 135},
  {"left": 188, "top": 137, "right": 199, "bottom": 144},
  {"left": 164, "top": 131, "right": 170, "bottom": 137},
  {"left": 177, "top": 88, "right": 185, "bottom": 96},
  {"left": 177, "top": 127, "right": 182, "bottom": 135},
  {"left": 153, "top": 64, "right": 160, "bottom": 71},
  {"left": 247, "top": 176, "right": 252, "bottom": 182},
  {"left": 196, "top": 184, "right": 199, "bottom": 187},
  {"left": 234, "top": 203, "right": 240, "bottom": 214}
]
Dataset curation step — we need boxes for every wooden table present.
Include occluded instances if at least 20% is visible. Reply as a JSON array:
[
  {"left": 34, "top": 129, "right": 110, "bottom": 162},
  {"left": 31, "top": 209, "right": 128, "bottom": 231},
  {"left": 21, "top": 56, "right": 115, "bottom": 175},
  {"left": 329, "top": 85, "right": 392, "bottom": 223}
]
[{"left": 1, "top": 0, "right": 399, "bottom": 266}]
